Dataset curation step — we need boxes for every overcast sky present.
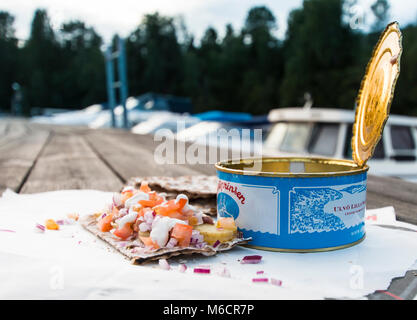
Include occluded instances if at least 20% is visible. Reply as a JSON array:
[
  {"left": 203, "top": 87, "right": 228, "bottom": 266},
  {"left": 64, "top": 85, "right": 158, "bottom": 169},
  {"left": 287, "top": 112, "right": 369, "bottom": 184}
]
[{"left": 2, "top": 0, "right": 417, "bottom": 44}]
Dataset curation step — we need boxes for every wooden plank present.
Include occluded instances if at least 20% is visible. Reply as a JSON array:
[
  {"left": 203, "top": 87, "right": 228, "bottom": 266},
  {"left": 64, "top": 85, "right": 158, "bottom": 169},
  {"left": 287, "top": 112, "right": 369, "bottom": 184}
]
[
  {"left": 0, "top": 121, "right": 8, "bottom": 136},
  {"left": 0, "top": 119, "right": 30, "bottom": 148},
  {"left": 367, "top": 190, "right": 417, "bottom": 225},
  {"left": 367, "top": 175, "right": 417, "bottom": 225},
  {"left": 367, "top": 174, "right": 417, "bottom": 206},
  {"left": 0, "top": 122, "right": 50, "bottom": 194},
  {"left": 20, "top": 131, "right": 123, "bottom": 193},
  {"left": 84, "top": 130, "right": 209, "bottom": 182}
]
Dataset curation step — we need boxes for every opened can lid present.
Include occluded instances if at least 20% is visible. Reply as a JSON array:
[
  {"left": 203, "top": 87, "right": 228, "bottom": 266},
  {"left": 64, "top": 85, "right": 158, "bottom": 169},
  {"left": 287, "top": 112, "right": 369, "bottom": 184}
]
[{"left": 352, "top": 22, "right": 402, "bottom": 167}]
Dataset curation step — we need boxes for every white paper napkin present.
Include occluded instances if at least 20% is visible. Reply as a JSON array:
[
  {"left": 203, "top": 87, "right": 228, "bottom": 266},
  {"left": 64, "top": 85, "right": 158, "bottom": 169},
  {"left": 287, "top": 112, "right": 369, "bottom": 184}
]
[{"left": 0, "top": 189, "right": 416, "bottom": 300}]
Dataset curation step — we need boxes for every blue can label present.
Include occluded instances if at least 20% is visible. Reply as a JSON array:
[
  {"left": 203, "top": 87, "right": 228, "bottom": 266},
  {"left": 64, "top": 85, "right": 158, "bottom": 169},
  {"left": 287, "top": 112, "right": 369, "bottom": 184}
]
[
  {"left": 217, "top": 171, "right": 367, "bottom": 250},
  {"left": 289, "top": 183, "right": 366, "bottom": 234},
  {"left": 218, "top": 181, "right": 281, "bottom": 235}
]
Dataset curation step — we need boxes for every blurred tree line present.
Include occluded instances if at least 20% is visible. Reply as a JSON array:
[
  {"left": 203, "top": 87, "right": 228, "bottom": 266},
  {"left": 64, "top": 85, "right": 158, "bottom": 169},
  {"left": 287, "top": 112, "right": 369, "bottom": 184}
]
[{"left": 0, "top": 0, "right": 416, "bottom": 116}]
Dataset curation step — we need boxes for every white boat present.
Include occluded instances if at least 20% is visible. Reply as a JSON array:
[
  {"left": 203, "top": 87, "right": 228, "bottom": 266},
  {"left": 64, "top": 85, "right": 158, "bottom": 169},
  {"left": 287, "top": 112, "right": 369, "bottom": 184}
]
[
  {"left": 31, "top": 104, "right": 103, "bottom": 126},
  {"left": 131, "top": 112, "right": 199, "bottom": 135},
  {"left": 263, "top": 107, "right": 417, "bottom": 183}
]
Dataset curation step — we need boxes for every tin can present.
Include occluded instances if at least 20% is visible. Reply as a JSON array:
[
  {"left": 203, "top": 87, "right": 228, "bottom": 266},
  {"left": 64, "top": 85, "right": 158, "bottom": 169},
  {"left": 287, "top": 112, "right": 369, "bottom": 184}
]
[{"left": 215, "top": 157, "right": 368, "bottom": 252}]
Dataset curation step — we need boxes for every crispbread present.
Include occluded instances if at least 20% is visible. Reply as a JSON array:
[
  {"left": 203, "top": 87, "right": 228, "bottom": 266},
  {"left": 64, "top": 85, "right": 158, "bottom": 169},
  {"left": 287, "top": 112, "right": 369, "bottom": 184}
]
[
  {"left": 128, "top": 175, "right": 218, "bottom": 199},
  {"left": 81, "top": 214, "right": 250, "bottom": 265}
]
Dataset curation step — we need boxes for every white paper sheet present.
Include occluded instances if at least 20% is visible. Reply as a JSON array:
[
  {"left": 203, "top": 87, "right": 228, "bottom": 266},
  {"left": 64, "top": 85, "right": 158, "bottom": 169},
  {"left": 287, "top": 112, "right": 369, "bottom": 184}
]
[{"left": 0, "top": 189, "right": 416, "bottom": 300}]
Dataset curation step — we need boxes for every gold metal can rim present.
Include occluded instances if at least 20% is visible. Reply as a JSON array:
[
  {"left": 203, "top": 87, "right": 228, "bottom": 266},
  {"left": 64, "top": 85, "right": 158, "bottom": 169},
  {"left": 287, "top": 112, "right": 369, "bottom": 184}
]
[
  {"left": 215, "top": 157, "right": 369, "bottom": 178},
  {"left": 242, "top": 234, "right": 366, "bottom": 253},
  {"left": 352, "top": 21, "right": 402, "bottom": 167}
]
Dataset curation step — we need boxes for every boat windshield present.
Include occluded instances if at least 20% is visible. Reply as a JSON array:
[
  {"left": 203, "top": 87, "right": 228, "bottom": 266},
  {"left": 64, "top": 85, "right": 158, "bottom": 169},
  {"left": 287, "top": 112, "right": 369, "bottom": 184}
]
[
  {"left": 307, "top": 123, "right": 339, "bottom": 156},
  {"left": 264, "top": 122, "right": 340, "bottom": 156}
]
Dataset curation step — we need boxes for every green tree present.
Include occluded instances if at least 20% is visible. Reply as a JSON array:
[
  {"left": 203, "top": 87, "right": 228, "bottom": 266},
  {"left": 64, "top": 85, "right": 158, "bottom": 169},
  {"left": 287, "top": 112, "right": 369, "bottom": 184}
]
[
  {"left": 59, "top": 20, "right": 106, "bottom": 107},
  {"left": 195, "top": 26, "right": 223, "bottom": 109},
  {"left": 0, "top": 11, "right": 18, "bottom": 112},
  {"left": 240, "top": 6, "right": 282, "bottom": 114},
  {"left": 280, "top": 0, "right": 359, "bottom": 109},
  {"left": 126, "top": 13, "right": 184, "bottom": 96},
  {"left": 390, "top": 23, "right": 417, "bottom": 115},
  {"left": 20, "top": 9, "right": 62, "bottom": 112}
]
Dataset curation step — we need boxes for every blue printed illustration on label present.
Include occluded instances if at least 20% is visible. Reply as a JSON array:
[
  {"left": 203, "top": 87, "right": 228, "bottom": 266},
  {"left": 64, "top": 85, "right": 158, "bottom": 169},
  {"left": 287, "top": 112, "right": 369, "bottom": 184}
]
[
  {"left": 217, "top": 179, "right": 280, "bottom": 235},
  {"left": 289, "top": 182, "right": 366, "bottom": 234},
  {"left": 217, "top": 192, "right": 240, "bottom": 219}
]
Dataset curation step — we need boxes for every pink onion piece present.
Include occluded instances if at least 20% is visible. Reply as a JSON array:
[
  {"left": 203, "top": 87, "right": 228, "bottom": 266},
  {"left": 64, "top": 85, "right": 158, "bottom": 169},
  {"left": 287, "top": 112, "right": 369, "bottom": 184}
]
[
  {"left": 159, "top": 258, "right": 170, "bottom": 270},
  {"left": 165, "top": 238, "right": 178, "bottom": 249},
  {"left": 190, "top": 230, "right": 204, "bottom": 245},
  {"left": 271, "top": 278, "right": 282, "bottom": 286},
  {"left": 117, "top": 208, "right": 128, "bottom": 219},
  {"left": 139, "top": 222, "right": 151, "bottom": 232},
  {"left": 144, "top": 210, "right": 154, "bottom": 224},
  {"left": 35, "top": 224, "right": 45, "bottom": 233},
  {"left": 113, "top": 192, "right": 123, "bottom": 207},
  {"left": 256, "top": 270, "right": 264, "bottom": 275},
  {"left": 178, "top": 264, "right": 187, "bottom": 273},
  {"left": 241, "top": 255, "right": 262, "bottom": 264},
  {"left": 56, "top": 219, "right": 75, "bottom": 226},
  {"left": 101, "top": 213, "right": 107, "bottom": 219},
  {"left": 194, "top": 267, "right": 211, "bottom": 274},
  {"left": 195, "top": 242, "right": 207, "bottom": 249},
  {"left": 0, "top": 229, "right": 16, "bottom": 233},
  {"left": 252, "top": 278, "right": 269, "bottom": 283},
  {"left": 212, "top": 240, "right": 221, "bottom": 248}
]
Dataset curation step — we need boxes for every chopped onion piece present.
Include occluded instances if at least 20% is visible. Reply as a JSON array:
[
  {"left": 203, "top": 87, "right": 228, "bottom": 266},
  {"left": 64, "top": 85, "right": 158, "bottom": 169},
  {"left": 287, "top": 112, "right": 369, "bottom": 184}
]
[
  {"left": 193, "top": 267, "right": 210, "bottom": 274},
  {"left": 241, "top": 255, "right": 262, "bottom": 264},
  {"left": 0, "top": 229, "right": 16, "bottom": 233},
  {"left": 144, "top": 210, "right": 154, "bottom": 224},
  {"left": 178, "top": 264, "right": 187, "bottom": 273},
  {"left": 159, "top": 258, "right": 170, "bottom": 270},
  {"left": 139, "top": 222, "right": 151, "bottom": 232},
  {"left": 113, "top": 192, "right": 123, "bottom": 207},
  {"left": 252, "top": 278, "right": 269, "bottom": 283},
  {"left": 195, "top": 242, "right": 207, "bottom": 249},
  {"left": 212, "top": 240, "right": 221, "bottom": 248},
  {"left": 165, "top": 237, "right": 178, "bottom": 249},
  {"left": 271, "top": 278, "right": 282, "bottom": 286},
  {"left": 35, "top": 224, "right": 45, "bottom": 233},
  {"left": 190, "top": 230, "right": 204, "bottom": 245},
  {"left": 256, "top": 270, "right": 264, "bottom": 275}
]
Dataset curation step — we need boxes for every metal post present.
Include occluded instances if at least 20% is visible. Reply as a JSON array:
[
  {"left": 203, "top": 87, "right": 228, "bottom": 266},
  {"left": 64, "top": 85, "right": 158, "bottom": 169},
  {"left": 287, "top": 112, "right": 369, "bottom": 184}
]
[
  {"left": 117, "top": 37, "right": 129, "bottom": 129},
  {"left": 105, "top": 47, "right": 116, "bottom": 128}
]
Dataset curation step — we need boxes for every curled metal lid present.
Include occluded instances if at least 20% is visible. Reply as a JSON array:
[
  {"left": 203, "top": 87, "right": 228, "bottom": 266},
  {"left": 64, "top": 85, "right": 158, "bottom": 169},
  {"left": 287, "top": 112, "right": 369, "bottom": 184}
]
[{"left": 352, "top": 22, "right": 402, "bottom": 167}]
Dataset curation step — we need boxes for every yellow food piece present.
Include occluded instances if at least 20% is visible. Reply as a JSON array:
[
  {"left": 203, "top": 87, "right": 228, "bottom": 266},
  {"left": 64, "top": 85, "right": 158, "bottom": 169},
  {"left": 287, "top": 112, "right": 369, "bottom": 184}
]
[
  {"left": 194, "top": 223, "right": 236, "bottom": 245},
  {"left": 45, "top": 219, "right": 59, "bottom": 230},
  {"left": 215, "top": 217, "right": 237, "bottom": 232},
  {"left": 138, "top": 231, "right": 150, "bottom": 237}
]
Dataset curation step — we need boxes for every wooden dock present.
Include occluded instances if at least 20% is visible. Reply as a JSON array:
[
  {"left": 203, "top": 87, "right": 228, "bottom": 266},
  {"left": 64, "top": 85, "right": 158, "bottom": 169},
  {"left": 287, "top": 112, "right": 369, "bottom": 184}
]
[{"left": 0, "top": 118, "right": 416, "bottom": 300}]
